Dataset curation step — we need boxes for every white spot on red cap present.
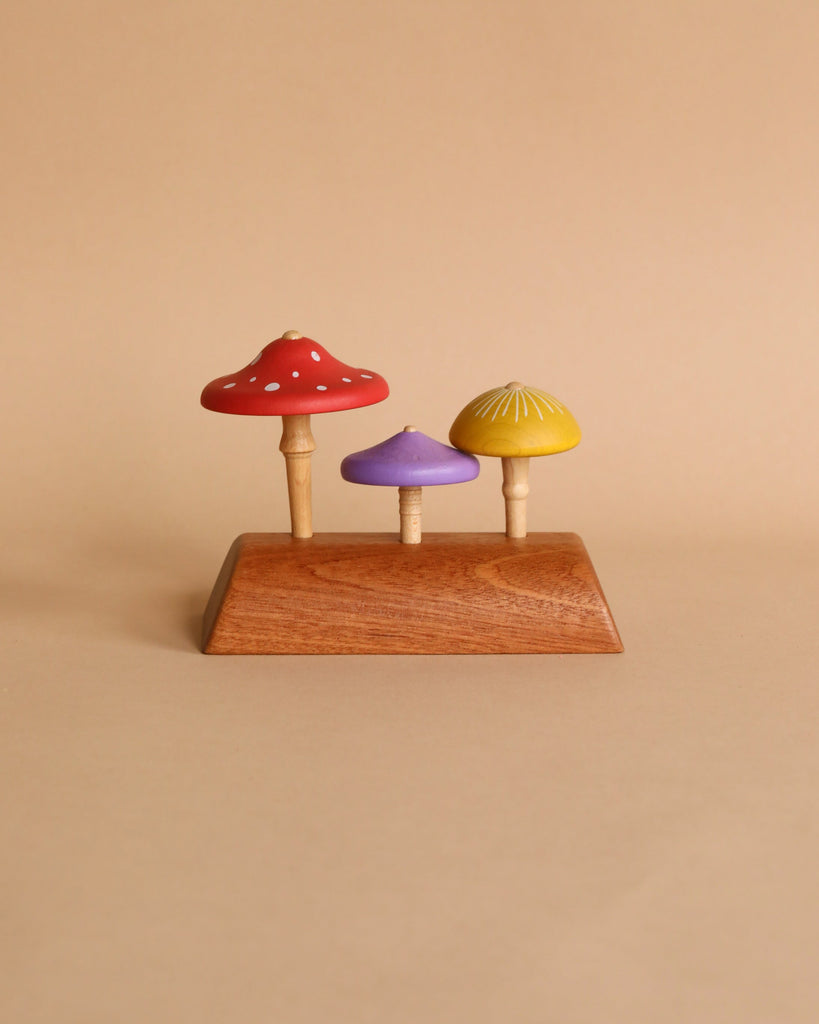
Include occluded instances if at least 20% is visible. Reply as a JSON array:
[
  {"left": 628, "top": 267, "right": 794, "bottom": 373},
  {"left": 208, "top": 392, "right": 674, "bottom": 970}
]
[
  {"left": 223, "top": 382, "right": 236, "bottom": 388},
  {"left": 249, "top": 376, "right": 256, "bottom": 382},
  {"left": 311, "top": 351, "right": 321, "bottom": 362},
  {"left": 342, "top": 377, "right": 351, "bottom": 383},
  {"left": 316, "top": 385, "right": 327, "bottom": 391},
  {"left": 264, "top": 382, "right": 280, "bottom": 391},
  {"left": 292, "top": 371, "right": 299, "bottom": 378},
  {"left": 361, "top": 374, "right": 373, "bottom": 379}
]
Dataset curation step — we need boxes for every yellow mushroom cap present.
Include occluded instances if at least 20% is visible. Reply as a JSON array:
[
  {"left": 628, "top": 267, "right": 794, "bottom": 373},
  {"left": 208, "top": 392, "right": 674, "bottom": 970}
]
[{"left": 449, "top": 382, "right": 581, "bottom": 458}]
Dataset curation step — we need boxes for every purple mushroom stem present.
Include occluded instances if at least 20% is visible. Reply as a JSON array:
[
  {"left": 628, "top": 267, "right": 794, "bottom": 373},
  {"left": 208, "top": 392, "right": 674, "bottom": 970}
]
[
  {"left": 395, "top": 426, "right": 424, "bottom": 542},
  {"left": 340, "top": 425, "right": 480, "bottom": 544},
  {"left": 396, "top": 427, "right": 423, "bottom": 543}
]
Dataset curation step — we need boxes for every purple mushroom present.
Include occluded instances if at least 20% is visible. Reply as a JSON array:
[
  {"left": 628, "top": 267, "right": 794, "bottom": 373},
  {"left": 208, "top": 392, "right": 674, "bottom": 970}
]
[{"left": 340, "top": 426, "right": 480, "bottom": 543}]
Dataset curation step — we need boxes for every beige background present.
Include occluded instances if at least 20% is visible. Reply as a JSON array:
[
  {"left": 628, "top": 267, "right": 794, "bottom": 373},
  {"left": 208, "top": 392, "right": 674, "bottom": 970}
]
[{"left": 2, "top": 1, "right": 818, "bottom": 1021}]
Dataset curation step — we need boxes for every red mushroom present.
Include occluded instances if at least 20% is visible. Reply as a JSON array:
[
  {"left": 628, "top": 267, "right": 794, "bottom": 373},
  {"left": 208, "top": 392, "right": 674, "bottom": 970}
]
[{"left": 201, "top": 330, "right": 388, "bottom": 538}]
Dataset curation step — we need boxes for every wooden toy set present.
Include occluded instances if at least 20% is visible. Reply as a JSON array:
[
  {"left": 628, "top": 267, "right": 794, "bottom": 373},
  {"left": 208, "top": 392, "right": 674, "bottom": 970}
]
[{"left": 200, "top": 330, "right": 622, "bottom": 654}]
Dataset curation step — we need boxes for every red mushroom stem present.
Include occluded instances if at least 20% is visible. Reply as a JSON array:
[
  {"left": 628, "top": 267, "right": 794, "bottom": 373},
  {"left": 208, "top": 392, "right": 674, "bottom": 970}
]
[{"left": 279, "top": 413, "right": 316, "bottom": 538}]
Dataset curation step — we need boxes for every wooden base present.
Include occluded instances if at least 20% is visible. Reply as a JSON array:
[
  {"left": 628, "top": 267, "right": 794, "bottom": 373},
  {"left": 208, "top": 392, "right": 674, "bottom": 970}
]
[{"left": 202, "top": 533, "right": 622, "bottom": 654}]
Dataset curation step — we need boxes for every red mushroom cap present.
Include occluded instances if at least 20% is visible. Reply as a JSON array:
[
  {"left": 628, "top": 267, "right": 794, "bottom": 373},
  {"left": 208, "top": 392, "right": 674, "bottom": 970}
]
[{"left": 201, "top": 331, "right": 389, "bottom": 416}]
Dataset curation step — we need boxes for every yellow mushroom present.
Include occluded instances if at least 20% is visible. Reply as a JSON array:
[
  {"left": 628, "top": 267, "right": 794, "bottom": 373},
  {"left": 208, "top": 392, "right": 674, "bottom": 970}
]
[{"left": 449, "top": 382, "right": 581, "bottom": 538}]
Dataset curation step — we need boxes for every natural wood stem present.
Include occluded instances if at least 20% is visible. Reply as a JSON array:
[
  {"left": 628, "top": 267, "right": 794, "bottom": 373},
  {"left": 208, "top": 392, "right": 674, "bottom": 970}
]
[
  {"left": 279, "top": 414, "right": 316, "bottom": 538},
  {"left": 501, "top": 456, "right": 530, "bottom": 538},
  {"left": 398, "top": 486, "right": 423, "bottom": 544}
]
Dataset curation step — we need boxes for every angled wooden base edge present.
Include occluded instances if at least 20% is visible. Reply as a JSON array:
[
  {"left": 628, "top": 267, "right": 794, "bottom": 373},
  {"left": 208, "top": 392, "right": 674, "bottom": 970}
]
[{"left": 202, "top": 532, "right": 622, "bottom": 654}]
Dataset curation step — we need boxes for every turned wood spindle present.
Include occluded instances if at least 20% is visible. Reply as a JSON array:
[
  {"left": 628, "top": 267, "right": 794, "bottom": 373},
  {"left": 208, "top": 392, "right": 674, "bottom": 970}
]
[
  {"left": 501, "top": 455, "right": 530, "bottom": 539},
  {"left": 398, "top": 485, "right": 423, "bottom": 544},
  {"left": 279, "top": 413, "right": 316, "bottom": 538}
]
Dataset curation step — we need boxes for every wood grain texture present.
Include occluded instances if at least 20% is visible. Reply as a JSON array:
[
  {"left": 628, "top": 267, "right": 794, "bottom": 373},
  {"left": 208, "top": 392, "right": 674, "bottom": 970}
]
[{"left": 202, "top": 533, "right": 622, "bottom": 654}]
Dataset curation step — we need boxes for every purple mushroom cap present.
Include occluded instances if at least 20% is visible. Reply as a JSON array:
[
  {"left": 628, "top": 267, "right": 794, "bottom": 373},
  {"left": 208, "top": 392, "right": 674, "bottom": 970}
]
[{"left": 340, "top": 428, "right": 480, "bottom": 487}]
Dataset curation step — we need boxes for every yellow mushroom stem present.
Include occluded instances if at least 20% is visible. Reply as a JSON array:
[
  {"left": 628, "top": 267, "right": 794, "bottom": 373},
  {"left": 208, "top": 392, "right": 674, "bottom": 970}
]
[
  {"left": 279, "top": 413, "right": 316, "bottom": 538},
  {"left": 398, "top": 485, "right": 423, "bottom": 544},
  {"left": 501, "top": 456, "right": 530, "bottom": 538}
]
